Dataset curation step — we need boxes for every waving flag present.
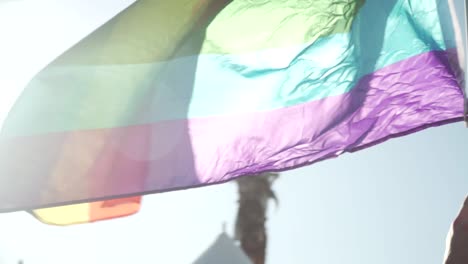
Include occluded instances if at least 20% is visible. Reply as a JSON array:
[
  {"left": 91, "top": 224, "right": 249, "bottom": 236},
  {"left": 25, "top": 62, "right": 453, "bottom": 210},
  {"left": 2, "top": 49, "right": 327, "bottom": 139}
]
[{"left": 0, "top": 0, "right": 466, "bottom": 225}]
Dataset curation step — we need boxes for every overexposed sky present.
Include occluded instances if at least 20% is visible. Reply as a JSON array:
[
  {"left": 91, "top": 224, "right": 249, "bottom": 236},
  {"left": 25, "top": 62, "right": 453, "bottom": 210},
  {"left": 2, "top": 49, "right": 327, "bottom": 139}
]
[
  {"left": 0, "top": 0, "right": 134, "bottom": 127},
  {"left": 0, "top": 1, "right": 467, "bottom": 264}
]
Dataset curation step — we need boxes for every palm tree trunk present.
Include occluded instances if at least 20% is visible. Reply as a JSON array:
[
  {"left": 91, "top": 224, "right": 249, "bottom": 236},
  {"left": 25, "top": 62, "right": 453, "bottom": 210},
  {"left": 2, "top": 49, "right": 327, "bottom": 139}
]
[{"left": 234, "top": 173, "right": 278, "bottom": 264}]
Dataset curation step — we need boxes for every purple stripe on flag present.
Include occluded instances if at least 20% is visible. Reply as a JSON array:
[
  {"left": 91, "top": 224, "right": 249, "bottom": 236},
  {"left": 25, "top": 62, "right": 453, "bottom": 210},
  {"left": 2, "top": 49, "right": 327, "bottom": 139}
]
[{"left": 0, "top": 50, "right": 464, "bottom": 211}]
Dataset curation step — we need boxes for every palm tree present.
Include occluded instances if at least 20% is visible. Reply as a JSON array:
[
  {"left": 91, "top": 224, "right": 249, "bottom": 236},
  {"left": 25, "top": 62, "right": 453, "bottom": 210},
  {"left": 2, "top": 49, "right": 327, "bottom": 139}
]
[{"left": 234, "top": 172, "right": 279, "bottom": 264}]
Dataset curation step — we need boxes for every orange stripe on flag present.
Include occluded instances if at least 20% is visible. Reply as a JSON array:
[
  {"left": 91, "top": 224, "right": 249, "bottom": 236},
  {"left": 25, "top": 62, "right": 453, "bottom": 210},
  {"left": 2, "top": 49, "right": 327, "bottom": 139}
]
[{"left": 89, "top": 196, "right": 142, "bottom": 223}]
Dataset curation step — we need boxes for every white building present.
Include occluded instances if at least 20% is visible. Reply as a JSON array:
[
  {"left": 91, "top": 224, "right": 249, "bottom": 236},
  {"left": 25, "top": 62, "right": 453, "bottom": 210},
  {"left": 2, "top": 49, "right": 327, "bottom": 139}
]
[{"left": 193, "top": 232, "right": 252, "bottom": 264}]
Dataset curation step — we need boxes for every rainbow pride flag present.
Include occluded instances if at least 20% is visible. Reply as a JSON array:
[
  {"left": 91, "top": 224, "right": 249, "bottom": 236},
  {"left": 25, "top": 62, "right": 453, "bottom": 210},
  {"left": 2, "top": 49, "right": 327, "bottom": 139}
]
[{"left": 0, "top": 0, "right": 466, "bottom": 225}]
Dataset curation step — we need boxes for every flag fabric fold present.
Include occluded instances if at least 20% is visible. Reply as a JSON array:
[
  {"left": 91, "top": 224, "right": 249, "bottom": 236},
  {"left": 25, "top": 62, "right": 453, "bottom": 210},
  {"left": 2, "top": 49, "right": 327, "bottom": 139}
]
[
  {"left": 0, "top": 0, "right": 466, "bottom": 224},
  {"left": 31, "top": 196, "right": 141, "bottom": 226}
]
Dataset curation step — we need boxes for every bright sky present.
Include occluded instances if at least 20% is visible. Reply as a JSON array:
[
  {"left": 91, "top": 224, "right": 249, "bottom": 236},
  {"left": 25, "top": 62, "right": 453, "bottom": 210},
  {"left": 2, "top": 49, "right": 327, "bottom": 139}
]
[{"left": 0, "top": 1, "right": 467, "bottom": 264}]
